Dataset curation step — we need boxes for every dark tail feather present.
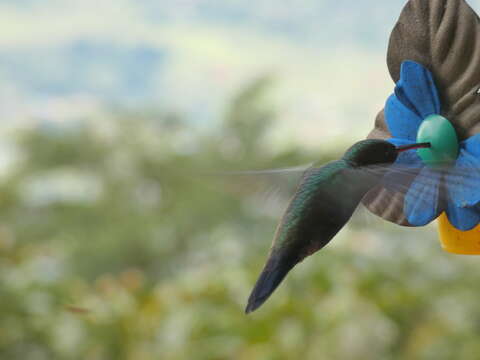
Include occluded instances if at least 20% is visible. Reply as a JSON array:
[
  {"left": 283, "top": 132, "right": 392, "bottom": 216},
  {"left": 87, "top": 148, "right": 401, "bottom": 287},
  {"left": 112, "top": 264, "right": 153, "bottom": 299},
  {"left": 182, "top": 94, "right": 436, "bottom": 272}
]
[{"left": 245, "top": 252, "right": 296, "bottom": 314}]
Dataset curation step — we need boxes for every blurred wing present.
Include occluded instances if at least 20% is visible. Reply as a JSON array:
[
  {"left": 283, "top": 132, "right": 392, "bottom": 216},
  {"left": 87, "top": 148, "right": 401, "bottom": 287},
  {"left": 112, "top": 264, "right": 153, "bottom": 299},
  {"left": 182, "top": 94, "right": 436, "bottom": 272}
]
[
  {"left": 359, "top": 162, "right": 480, "bottom": 226},
  {"left": 362, "top": 162, "right": 418, "bottom": 226},
  {"left": 216, "top": 160, "right": 480, "bottom": 228},
  {"left": 213, "top": 164, "right": 313, "bottom": 176},
  {"left": 212, "top": 164, "right": 312, "bottom": 209}
]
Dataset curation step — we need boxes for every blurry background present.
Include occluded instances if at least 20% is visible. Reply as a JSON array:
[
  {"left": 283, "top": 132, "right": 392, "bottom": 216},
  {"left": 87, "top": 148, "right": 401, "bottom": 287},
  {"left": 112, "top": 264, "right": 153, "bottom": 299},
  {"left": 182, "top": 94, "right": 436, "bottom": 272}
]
[{"left": 1, "top": 0, "right": 480, "bottom": 359}]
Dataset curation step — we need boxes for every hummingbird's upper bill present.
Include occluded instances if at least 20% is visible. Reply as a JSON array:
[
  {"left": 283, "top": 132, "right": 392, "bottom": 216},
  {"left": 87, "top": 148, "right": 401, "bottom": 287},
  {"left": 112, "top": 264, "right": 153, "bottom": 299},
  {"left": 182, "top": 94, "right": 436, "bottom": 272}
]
[{"left": 396, "top": 142, "right": 431, "bottom": 153}]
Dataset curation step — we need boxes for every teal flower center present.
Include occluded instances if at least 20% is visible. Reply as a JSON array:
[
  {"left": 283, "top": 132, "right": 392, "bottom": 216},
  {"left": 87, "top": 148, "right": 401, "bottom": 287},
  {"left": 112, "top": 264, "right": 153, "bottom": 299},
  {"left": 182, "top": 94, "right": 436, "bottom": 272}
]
[{"left": 416, "top": 114, "right": 459, "bottom": 166}]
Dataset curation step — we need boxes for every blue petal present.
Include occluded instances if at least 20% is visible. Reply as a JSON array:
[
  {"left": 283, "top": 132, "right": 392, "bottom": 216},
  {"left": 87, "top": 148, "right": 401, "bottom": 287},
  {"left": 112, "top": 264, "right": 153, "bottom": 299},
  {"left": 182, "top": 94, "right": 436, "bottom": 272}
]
[
  {"left": 446, "top": 148, "right": 480, "bottom": 207},
  {"left": 394, "top": 61, "right": 441, "bottom": 119},
  {"left": 387, "top": 138, "right": 411, "bottom": 147},
  {"left": 405, "top": 167, "right": 442, "bottom": 226},
  {"left": 462, "top": 133, "right": 480, "bottom": 155},
  {"left": 445, "top": 203, "right": 480, "bottom": 231},
  {"left": 385, "top": 94, "right": 423, "bottom": 141}
]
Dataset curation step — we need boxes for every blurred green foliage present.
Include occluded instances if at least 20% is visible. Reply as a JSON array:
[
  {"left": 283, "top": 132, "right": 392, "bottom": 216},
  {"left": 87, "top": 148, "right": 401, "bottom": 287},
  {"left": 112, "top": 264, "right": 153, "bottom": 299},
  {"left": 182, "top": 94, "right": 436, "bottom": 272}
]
[{"left": 1, "top": 79, "right": 480, "bottom": 360}]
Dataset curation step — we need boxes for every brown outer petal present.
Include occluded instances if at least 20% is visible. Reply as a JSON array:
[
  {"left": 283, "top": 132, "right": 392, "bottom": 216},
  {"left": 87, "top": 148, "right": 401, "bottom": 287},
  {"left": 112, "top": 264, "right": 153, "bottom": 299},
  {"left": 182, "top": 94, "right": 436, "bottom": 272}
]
[{"left": 363, "top": 0, "right": 480, "bottom": 226}]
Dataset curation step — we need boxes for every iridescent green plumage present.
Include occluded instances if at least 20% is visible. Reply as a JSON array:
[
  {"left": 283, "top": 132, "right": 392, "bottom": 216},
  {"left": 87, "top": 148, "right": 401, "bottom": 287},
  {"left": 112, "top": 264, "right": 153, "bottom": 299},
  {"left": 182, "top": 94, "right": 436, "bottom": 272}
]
[{"left": 246, "top": 139, "right": 429, "bottom": 313}]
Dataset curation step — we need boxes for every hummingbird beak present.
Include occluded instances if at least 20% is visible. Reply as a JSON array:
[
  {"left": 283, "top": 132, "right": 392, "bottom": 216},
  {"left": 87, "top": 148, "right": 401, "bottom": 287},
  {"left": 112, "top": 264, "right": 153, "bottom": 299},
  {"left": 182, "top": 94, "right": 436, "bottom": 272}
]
[{"left": 396, "top": 142, "right": 431, "bottom": 153}]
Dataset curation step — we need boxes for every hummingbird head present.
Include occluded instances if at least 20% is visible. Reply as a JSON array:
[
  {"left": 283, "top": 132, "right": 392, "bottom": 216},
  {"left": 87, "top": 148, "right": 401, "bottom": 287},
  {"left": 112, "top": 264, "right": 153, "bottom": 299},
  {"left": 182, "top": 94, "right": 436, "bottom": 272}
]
[{"left": 343, "top": 139, "right": 430, "bottom": 167}]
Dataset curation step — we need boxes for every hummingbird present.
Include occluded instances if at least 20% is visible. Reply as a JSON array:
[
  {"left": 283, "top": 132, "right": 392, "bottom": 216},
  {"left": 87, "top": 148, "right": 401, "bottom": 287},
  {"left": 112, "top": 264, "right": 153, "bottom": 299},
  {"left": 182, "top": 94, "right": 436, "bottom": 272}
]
[{"left": 245, "top": 139, "right": 431, "bottom": 314}]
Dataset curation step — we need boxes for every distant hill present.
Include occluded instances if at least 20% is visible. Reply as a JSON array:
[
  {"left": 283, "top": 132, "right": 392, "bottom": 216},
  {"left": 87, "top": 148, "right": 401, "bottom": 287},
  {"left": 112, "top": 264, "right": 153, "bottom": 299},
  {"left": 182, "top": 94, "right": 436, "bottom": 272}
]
[{"left": 0, "top": 41, "right": 167, "bottom": 101}]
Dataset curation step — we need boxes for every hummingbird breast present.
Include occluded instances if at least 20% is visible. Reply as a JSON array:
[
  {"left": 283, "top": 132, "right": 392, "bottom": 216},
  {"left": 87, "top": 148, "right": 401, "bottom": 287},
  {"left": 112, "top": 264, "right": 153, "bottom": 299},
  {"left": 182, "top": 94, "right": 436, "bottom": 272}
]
[{"left": 273, "top": 162, "right": 378, "bottom": 262}]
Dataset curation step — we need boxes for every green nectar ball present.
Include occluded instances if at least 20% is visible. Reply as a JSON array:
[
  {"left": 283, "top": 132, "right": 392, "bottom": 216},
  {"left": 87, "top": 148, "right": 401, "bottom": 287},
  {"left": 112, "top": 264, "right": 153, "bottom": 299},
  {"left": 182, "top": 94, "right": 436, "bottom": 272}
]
[{"left": 416, "top": 114, "right": 459, "bottom": 166}]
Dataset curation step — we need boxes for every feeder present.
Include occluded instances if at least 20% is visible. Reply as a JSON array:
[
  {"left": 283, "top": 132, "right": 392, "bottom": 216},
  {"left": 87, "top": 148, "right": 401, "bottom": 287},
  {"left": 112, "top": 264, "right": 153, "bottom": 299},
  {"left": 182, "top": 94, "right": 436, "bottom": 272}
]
[
  {"left": 438, "top": 214, "right": 480, "bottom": 255},
  {"left": 362, "top": 0, "right": 480, "bottom": 254}
]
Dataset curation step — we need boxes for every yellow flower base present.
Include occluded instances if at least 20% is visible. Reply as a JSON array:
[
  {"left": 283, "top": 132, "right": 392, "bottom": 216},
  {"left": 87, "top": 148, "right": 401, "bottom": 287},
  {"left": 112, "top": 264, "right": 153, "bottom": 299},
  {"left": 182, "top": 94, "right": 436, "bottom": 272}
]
[{"left": 438, "top": 213, "right": 480, "bottom": 255}]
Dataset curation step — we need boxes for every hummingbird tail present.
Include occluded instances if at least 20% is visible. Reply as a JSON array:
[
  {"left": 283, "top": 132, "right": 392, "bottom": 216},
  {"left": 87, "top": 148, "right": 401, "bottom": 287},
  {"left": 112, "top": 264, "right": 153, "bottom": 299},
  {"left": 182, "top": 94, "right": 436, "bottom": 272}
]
[{"left": 245, "top": 251, "right": 296, "bottom": 314}]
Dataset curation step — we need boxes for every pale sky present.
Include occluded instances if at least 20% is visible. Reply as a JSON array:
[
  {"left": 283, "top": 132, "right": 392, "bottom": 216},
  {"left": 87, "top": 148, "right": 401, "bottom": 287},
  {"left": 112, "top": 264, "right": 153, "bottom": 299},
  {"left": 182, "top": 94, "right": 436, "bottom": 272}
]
[{"left": 0, "top": 0, "right": 479, "bottom": 151}]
